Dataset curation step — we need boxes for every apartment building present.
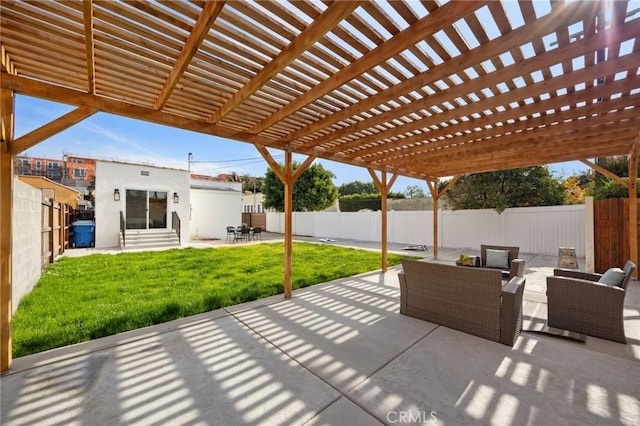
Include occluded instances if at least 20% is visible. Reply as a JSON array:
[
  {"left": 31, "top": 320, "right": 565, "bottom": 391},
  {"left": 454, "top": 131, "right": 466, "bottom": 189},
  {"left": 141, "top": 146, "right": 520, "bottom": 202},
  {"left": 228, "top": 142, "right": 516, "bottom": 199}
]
[
  {"left": 15, "top": 157, "right": 65, "bottom": 181},
  {"left": 63, "top": 154, "right": 96, "bottom": 187}
]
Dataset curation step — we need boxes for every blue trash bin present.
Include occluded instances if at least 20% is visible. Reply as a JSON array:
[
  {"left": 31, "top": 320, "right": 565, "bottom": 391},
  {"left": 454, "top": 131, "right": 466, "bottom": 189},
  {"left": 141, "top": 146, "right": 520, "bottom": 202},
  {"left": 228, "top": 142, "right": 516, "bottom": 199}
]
[{"left": 72, "top": 220, "right": 95, "bottom": 248}]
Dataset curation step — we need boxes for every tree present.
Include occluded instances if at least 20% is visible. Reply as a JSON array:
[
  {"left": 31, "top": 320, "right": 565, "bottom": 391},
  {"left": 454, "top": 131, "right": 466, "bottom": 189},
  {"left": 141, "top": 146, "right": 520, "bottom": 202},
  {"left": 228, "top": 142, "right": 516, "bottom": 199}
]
[
  {"left": 443, "top": 166, "right": 564, "bottom": 213},
  {"left": 262, "top": 162, "right": 338, "bottom": 211},
  {"left": 86, "top": 175, "right": 95, "bottom": 205},
  {"left": 562, "top": 176, "right": 585, "bottom": 204},
  {"left": 338, "top": 180, "right": 377, "bottom": 195},
  {"left": 242, "top": 175, "right": 263, "bottom": 193},
  {"left": 404, "top": 184, "right": 426, "bottom": 199},
  {"left": 588, "top": 156, "right": 640, "bottom": 199}
]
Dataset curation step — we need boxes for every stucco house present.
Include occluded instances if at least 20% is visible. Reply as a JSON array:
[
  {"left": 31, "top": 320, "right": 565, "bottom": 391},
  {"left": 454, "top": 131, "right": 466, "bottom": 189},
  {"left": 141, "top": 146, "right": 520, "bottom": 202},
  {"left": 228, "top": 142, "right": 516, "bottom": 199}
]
[
  {"left": 190, "top": 179, "right": 242, "bottom": 240},
  {"left": 95, "top": 161, "right": 190, "bottom": 248},
  {"left": 94, "top": 160, "right": 242, "bottom": 248}
]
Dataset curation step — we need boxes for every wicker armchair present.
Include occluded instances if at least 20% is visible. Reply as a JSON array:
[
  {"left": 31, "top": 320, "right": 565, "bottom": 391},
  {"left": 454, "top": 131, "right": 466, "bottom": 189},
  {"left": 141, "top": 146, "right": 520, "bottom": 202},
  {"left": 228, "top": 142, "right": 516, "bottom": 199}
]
[
  {"left": 399, "top": 260, "right": 526, "bottom": 346},
  {"left": 546, "top": 261, "right": 636, "bottom": 343},
  {"left": 480, "top": 244, "right": 525, "bottom": 279}
]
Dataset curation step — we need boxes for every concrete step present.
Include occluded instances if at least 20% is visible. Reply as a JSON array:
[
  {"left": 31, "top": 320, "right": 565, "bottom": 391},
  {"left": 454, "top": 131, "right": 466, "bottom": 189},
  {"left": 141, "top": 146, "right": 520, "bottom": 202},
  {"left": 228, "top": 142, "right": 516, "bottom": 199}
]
[{"left": 121, "top": 230, "right": 180, "bottom": 249}]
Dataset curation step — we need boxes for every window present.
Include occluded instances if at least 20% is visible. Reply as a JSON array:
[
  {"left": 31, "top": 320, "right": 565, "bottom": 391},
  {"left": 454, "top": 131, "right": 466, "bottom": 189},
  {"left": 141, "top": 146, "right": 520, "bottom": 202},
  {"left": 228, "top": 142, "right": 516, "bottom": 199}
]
[
  {"left": 36, "top": 161, "right": 41, "bottom": 169},
  {"left": 48, "top": 162, "right": 59, "bottom": 169},
  {"left": 21, "top": 159, "right": 29, "bottom": 166},
  {"left": 72, "top": 158, "right": 83, "bottom": 164},
  {"left": 73, "top": 168, "right": 86, "bottom": 177}
]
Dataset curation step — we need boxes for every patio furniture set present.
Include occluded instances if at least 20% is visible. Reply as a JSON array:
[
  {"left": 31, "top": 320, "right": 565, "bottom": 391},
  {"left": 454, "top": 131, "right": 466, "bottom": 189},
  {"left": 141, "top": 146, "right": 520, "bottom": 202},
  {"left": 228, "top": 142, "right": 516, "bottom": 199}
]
[
  {"left": 398, "top": 244, "right": 635, "bottom": 346},
  {"left": 226, "top": 225, "right": 262, "bottom": 243}
]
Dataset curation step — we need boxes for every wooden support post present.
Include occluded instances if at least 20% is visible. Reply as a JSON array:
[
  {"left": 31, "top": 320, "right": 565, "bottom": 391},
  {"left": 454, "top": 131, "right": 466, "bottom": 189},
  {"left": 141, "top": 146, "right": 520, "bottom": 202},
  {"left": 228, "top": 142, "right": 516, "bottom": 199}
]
[
  {"left": 368, "top": 169, "right": 398, "bottom": 272},
  {"left": 283, "top": 149, "right": 293, "bottom": 298},
  {"left": 255, "top": 145, "right": 315, "bottom": 298},
  {"left": 629, "top": 137, "right": 640, "bottom": 278},
  {"left": 426, "top": 179, "right": 439, "bottom": 259},
  {"left": 426, "top": 175, "right": 460, "bottom": 260},
  {"left": 1, "top": 87, "right": 14, "bottom": 372}
]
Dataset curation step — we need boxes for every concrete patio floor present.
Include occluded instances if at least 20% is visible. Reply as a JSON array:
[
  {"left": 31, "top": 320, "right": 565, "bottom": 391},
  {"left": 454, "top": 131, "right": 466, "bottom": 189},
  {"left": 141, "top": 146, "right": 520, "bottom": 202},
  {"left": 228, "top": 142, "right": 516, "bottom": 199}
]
[{"left": 2, "top": 242, "right": 639, "bottom": 425}]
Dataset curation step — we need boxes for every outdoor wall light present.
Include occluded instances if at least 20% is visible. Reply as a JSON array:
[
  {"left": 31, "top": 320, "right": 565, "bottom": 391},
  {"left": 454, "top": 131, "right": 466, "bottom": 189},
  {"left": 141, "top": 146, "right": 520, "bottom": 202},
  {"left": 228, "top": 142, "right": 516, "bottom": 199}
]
[
  {"left": 114, "top": 188, "right": 120, "bottom": 201},
  {"left": 173, "top": 192, "right": 179, "bottom": 203}
]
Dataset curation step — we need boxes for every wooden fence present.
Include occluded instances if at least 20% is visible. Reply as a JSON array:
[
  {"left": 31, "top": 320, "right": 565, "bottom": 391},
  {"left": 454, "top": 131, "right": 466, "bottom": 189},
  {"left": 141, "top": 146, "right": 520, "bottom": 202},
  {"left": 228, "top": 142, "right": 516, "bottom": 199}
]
[
  {"left": 593, "top": 198, "right": 639, "bottom": 273},
  {"left": 242, "top": 212, "right": 266, "bottom": 229},
  {"left": 41, "top": 197, "right": 69, "bottom": 270}
]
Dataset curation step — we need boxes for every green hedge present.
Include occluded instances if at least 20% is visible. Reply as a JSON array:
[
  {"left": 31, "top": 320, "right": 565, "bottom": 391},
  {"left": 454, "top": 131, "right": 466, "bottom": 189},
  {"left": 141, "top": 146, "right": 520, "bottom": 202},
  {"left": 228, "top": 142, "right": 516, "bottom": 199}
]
[{"left": 339, "top": 197, "right": 381, "bottom": 212}]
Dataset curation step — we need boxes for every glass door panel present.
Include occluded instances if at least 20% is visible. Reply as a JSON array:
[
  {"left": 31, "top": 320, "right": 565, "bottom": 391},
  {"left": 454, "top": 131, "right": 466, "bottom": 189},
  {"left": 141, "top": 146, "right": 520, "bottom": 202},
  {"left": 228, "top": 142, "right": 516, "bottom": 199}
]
[
  {"left": 125, "top": 189, "right": 147, "bottom": 230},
  {"left": 148, "top": 191, "right": 167, "bottom": 229}
]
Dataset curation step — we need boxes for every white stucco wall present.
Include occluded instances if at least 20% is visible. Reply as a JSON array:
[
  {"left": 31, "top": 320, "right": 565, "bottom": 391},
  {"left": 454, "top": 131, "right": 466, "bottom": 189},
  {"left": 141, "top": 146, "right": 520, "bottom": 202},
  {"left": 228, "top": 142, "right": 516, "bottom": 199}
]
[
  {"left": 12, "top": 178, "right": 42, "bottom": 313},
  {"left": 95, "top": 161, "right": 191, "bottom": 248},
  {"left": 190, "top": 183, "right": 242, "bottom": 240}
]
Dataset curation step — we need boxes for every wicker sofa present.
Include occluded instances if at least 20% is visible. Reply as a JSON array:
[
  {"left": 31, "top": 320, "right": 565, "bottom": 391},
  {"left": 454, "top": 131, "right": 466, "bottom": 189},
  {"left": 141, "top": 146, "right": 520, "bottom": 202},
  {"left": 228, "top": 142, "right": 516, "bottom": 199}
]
[
  {"left": 398, "top": 259, "right": 526, "bottom": 346},
  {"left": 546, "top": 261, "right": 636, "bottom": 343}
]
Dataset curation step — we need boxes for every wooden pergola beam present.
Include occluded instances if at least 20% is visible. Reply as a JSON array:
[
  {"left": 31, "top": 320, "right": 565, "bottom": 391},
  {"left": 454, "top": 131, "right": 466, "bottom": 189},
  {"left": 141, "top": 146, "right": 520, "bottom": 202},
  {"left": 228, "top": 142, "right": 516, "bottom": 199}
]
[
  {"left": 11, "top": 106, "right": 98, "bottom": 155},
  {"left": 1, "top": 44, "right": 16, "bottom": 74},
  {"left": 348, "top": 73, "right": 640, "bottom": 161},
  {"left": 155, "top": 1, "right": 225, "bottom": 110},
  {"left": 439, "top": 175, "right": 462, "bottom": 198},
  {"left": 1, "top": 73, "right": 274, "bottom": 147},
  {"left": 580, "top": 159, "right": 629, "bottom": 188},
  {"left": 379, "top": 115, "right": 640, "bottom": 170},
  {"left": 82, "top": 0, "right": 95, "bottom": 94},
  {"left": 277, "top": 0, "right": 598, "bottom": 145},
  {"left": 255, "top": 144, "right": 285, "bottom": 182},
  {"left": 210, "top": 1, "right": 362, "bottom": 124},
  {"left": 399, "top": 141, "right": 636, "bottom": 178},
  {"left": 292, "top": 155, "right": 316, "bottom": 181},
  {"left": 250, "top": 0, "right": 486, "bottom": 134},
  {"left": 1, "top": 87, "right": 14, "bottom": 372}
]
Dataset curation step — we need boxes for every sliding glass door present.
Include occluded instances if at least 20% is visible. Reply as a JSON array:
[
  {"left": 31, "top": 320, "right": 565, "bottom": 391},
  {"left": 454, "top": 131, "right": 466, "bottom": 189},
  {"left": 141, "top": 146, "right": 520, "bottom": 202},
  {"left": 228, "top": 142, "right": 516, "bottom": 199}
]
[{"left": 125, "top": 189, "right": 167, "bottom": 230}]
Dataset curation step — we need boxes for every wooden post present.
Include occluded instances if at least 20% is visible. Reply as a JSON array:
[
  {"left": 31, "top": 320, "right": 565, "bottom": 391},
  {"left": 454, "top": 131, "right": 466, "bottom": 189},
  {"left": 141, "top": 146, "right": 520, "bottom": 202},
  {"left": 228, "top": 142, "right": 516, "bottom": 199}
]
[
  {"left": 426, "top": 179, "right": 439, "bottom": 259},
  {"left": 380, "top": 171, "right": 388, "bottom": 271},
  {"left": 368, "top": 169, "right": 398, "bottom": 272},
  {"left": 283, "top": 149, "right": 293, "bottom": 298},
  {"left": 1, "top": 87, "right": 14, "bottom": 372},
  {"left": 426, "top": 175, "right": 461, "bottom": 260},
  {"left": 629, "top": 138, "right": 639, "bottom": 277},
  {"left": 255, "top": 145, "right": 315, "bottom": 299}
]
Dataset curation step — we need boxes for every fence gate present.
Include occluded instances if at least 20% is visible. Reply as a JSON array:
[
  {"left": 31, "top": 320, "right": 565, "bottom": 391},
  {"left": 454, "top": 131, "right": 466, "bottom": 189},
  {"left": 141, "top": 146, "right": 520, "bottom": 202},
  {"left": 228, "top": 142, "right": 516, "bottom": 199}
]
[
  {"left": 241, "top": 212, "right": 266, "bottom": 229},
  {"left": 594, "top": 198, "right": 640, "bottom": 273}
]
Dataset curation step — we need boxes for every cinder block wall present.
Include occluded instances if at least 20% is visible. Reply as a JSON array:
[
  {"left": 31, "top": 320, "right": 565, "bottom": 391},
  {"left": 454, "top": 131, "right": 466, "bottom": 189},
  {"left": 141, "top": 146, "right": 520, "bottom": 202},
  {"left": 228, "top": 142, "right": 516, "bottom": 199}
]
[{"left": 12, "top": 178, "right": 42, "bottom": 314}]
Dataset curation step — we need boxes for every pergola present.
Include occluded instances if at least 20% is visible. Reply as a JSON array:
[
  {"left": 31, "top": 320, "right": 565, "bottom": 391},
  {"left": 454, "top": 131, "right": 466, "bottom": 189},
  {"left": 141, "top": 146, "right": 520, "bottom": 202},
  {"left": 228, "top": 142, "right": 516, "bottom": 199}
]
[{"left": 1, "top": 0, "right": 639, "bottom": 372}]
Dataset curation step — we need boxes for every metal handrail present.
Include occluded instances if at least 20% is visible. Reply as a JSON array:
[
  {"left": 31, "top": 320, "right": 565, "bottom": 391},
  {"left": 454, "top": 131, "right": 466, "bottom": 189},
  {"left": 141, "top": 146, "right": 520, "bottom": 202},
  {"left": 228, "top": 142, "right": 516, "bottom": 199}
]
[
  {"left": 172, "top": 211, "right": 181, "bottom": 244},
  {"left": 120, "top": 210, "right": 126, "bottom": 247}
]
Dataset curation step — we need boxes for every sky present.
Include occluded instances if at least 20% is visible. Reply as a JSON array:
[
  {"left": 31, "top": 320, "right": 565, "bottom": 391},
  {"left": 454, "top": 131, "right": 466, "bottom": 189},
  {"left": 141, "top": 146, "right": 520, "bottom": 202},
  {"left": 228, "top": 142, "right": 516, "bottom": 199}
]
[{"left": 14, "top": 94, "right": 590, "bottom": 193}]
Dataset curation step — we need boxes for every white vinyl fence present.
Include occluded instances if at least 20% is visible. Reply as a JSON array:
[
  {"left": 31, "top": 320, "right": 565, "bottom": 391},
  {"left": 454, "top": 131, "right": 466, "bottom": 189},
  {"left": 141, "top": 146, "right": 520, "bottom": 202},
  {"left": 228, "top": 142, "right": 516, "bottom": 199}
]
[{"left": 266, "top": 205, "right": 586, "bottom": 256}]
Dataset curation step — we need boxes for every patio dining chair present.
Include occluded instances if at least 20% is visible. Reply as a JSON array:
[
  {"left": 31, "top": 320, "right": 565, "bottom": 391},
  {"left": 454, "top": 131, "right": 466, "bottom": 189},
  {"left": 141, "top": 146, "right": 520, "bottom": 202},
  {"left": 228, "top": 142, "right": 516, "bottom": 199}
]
[
  {"left": 251, "top": 227, "right": 262, "bottom": 241},
  {"left": 235, "top": 226, "right": 251, "bottom": 243},
  {"left": 226, "top": 226, "right": 236, "bottom": 241}
]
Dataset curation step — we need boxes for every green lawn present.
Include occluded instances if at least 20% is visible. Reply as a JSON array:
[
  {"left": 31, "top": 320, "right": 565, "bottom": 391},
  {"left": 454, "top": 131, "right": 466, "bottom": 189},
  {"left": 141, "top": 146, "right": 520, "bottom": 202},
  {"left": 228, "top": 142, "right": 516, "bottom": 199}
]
[{"left": 13, "top": 242, "right": 411, "bottom": 357}]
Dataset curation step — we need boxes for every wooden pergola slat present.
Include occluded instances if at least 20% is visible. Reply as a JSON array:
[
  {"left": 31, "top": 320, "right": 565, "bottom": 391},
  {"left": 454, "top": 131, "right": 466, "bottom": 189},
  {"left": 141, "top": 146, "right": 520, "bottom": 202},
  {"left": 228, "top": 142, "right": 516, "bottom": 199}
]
[
  {"left": 154, "top": 0, "right": 225, "bottom": 110},
  {"left": 209, "top": 1, "right": 363, "bottom": 124}
]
